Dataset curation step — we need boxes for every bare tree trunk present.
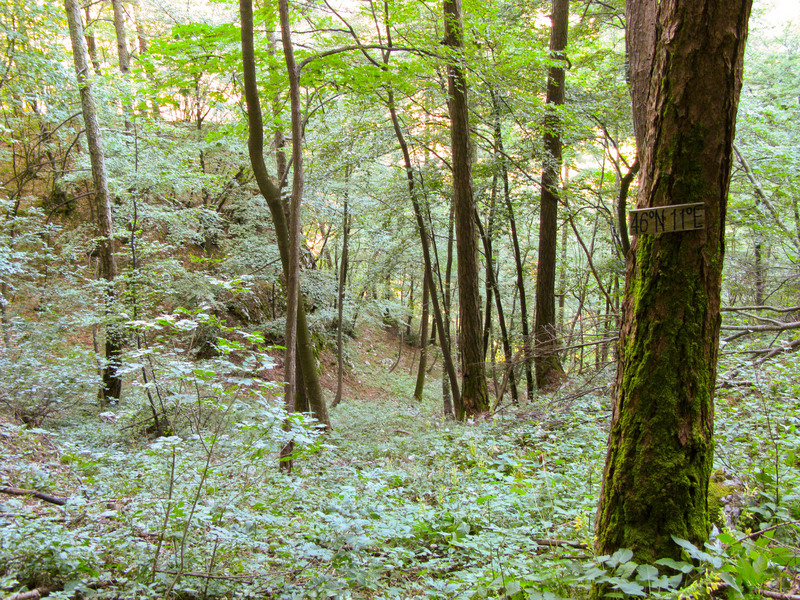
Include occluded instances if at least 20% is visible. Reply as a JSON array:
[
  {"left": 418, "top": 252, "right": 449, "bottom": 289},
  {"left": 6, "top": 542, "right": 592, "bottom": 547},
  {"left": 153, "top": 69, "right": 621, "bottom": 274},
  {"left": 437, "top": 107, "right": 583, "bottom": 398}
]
[
  {"left": 110, "top": 0, "right": 133, "bottom": 136},
  {"left": 278, "top": 0, "right": 301, "bottom": 426},
  {"left": 491, "top": 90, "right": 533, "bottom": 400},
  {"left": 386, "top": 88, "right": 461, "bottom": 415},
  {"left": 239, "top": 0, "right": 330, "bottom": 433},
  {"left": 476, "top": 208, "right": 518, "bottom": 404},
  {"left": 65, "top": 0, "right": 121, "bottom": 403},
  {"left": 83, "top": 6, "right": 102, "bottom": 75},
  {"left": 444, "top": 0, "right": 488, "bottom": 418},
  {"left": 111, "top": 0, "right": 130, "bottom": 74},
  {"left": 534, "top": 0, "right": 568, "bottom": 391},
  {"left": 414, "top": 270, "right": 429, "bottom": 401},
  {"left": 442, "top": 200, "right": 456, "bottom": 418},
  {"left": 333, "top": 184, "right": 350, "bottom": 408}
]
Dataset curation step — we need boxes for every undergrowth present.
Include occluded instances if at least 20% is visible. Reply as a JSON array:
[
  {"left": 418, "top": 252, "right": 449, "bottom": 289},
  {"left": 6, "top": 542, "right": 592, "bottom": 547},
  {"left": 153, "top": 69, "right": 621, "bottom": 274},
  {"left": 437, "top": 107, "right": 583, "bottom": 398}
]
[{"left": 1, "top": 346, "right": 799, "bottom": 599}]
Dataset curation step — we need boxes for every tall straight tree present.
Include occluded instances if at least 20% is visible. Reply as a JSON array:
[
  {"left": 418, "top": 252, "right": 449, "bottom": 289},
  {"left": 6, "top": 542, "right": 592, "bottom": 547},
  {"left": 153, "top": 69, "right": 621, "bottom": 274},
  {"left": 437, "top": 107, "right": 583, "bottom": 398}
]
[
  {"left": 111, "top": 0, "right": 133, "bottom": 133},
  {"left": 111, "top": 0, "right": 131, "bottom": 74},
  {"left": 64, "top": 0, "right": 122, "bottom": 404},
  {"left": 594, "top": 0, "right": 751, "bottom": 565},
  {"left": 333, "top": 170, "right": 350, "bottom": 409},
  {"left": 491, "top": 90, "right": 534, "bottom": 398},
  {"left": 534, "top": 0, "right": 568, "bottom": 390},
  {"left": 444, "top": 0, "right": 489, "bottom": 418}
]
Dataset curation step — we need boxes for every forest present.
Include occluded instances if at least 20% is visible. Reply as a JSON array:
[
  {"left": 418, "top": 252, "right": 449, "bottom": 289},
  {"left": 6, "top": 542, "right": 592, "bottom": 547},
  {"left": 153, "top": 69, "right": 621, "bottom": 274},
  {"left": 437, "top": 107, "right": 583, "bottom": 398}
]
[{"left": 1, "top": 0, "right": 799, "bottom": 598}]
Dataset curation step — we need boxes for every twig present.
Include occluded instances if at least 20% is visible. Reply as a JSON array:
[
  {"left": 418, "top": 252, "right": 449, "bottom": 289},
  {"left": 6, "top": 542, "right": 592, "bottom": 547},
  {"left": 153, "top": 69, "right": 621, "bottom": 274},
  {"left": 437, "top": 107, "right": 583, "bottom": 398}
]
[
  {"left": 531, "top": 537, "right": 588, "bottom": 549},
  {"left": 3, "top": 588, "right": 50, "bottom": 600},
  {"left": 154, "top": 569, "right": 261, "bottom": 581},
  {"left": 721, "top": 321, "right": 800, "bottom": 334},
  {"left": 737, "top": 519, "right": 800, "bottom": 542},
  {"left": 758, "top": 590, "right": 800, "bottom": 600},
  {"left": 722, "top": 305, "right": 800, "bottom": 313},
  {"left": 0, "top": 486, "right": 66, "bottom": 506}
]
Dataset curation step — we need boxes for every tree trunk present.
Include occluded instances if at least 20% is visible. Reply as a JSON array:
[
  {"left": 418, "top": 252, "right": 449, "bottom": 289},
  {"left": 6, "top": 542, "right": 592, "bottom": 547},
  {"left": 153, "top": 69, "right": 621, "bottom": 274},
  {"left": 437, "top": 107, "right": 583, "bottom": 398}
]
[
  {"left": 372, "top": 5, "right": 461, "bottom": 415},
  {"left": 65, "top": 0, "right": 122, "bottom": 404},
  {"left": 492, "top": 90, "right": 533, "bottom": 400},
  {"left": 386, "top": 87, "right": 461, "bottom": 415},
  {"left": 414, "top": 270, "right": 429, "bottom": 401},
  {"left": 594, "top": 0, "right": 752, "bottom": 566},
  {"left": 481, "top": 197, "right": 494, "bottom": 360},
  {"left": 111, "top": 0, "right": 133, "bottom": 135},
  {"left": 444, "top": 0, "right": 488, "bottom": 418},
  {"left": 442, "top": 200, "right": 456, "bottom": 418},
  {"left": 239, "top": 0, "right": 330, "bottom": 431},
  {"left": 534, "top": 0, "right": 568, "bottom": 391},
  {"left": 111, "top": 0, "right": 130, "bottom": 74},
  {"left": 278, "top": 0, "right": 302, "bottom": 425},
  {"left": 333, "top": 186, "right": 350, "bottom": 408},
  {"left": 476, "top": 208, "right": 518, "bottom": 404},
  {"left": 83, "top": 6, "right": 102, "bottom": 75}
]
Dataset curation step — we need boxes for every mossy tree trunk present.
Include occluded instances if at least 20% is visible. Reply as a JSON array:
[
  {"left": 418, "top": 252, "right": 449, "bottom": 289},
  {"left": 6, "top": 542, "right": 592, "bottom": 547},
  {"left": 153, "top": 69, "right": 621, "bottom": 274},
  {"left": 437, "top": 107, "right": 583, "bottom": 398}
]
[{"left": 594, "top": 0, "right": 752, "bottom": 566}]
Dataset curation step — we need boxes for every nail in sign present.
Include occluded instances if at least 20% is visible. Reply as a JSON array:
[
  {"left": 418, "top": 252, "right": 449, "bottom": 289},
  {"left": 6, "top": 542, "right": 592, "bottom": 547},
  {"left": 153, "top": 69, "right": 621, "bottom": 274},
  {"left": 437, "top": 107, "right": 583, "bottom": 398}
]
[{"left": 628, "top": 203, "right": 705, "bottom": 235}]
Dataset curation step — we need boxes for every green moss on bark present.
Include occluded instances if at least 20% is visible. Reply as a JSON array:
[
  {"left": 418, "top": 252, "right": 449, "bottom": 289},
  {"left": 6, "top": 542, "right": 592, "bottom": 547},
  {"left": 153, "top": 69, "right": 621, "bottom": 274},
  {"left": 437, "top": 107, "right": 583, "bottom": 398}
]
[{"left": 596, "top": 229, "right": 716, "bottom": 563}]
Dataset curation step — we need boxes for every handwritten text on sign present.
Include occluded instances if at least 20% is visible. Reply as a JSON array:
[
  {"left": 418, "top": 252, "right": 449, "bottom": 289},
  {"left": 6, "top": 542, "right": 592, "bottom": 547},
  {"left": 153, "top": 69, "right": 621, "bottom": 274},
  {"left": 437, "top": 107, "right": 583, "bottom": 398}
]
[{"left": 628, "top": 203, "right": 705, "bottom": 235}]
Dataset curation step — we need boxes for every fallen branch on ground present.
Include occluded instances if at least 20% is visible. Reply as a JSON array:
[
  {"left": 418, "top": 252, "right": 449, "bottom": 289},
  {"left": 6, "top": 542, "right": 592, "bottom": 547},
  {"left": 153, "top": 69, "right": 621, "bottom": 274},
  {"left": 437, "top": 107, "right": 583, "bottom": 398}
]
[
  {"left": 0, "top": 486, "right": 67, "bottom": 506},
  {"left": 3, "top": 588, "right": 50, "bottom": 600},
  {"left": 758, "top": 590, "right": 800, "bottom": 600},
  {"left": 531, "top": 537, "right": 588, "bottom": 549}
]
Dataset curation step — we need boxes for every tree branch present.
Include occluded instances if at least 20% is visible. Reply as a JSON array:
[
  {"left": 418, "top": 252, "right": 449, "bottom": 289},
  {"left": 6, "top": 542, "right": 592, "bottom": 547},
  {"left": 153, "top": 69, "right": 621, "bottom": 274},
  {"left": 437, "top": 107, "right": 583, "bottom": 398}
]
[{"left": 0, "top": 486, "right": 67, "bottom": 506}]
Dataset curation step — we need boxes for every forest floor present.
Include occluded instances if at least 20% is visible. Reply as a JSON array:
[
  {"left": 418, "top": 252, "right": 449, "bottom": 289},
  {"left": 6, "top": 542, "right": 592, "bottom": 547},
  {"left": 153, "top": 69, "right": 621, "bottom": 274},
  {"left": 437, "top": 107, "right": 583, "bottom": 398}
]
[{"left": 1, "top": 321, "right": 799, "bottom": 599}]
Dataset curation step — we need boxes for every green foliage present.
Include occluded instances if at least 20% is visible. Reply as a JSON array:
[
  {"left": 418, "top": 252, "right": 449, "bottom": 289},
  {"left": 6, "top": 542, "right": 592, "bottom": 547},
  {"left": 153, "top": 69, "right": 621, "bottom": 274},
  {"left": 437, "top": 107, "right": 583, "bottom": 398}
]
[{"left": 1, "top": 0, "right": 799, "bottom": 598}]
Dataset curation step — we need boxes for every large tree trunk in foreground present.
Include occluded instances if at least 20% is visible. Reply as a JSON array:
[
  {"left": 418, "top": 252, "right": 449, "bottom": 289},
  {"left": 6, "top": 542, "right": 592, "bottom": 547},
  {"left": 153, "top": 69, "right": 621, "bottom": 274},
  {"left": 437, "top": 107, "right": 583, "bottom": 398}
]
[
  {"left": 534, "top": 0, "right": 568, "bottom": 391},
  {"left": 594, "top": 0, "right": 751, "bottom": 565},
  {"left": 444, "top": 0, "right": 488, "bottom": 419},
  {"left": 65, "top": 0, "right": 122, "bottom": 404},
  {"left": 239, "top": 0, "right": 330, "bottom": 430}
]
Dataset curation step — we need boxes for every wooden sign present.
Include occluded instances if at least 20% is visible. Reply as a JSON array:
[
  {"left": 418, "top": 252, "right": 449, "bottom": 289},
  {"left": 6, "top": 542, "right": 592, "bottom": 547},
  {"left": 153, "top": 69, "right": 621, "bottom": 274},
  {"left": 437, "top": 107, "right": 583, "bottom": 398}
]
[{"left": 628, "top": 202, "right": 705, "bottom": 235}]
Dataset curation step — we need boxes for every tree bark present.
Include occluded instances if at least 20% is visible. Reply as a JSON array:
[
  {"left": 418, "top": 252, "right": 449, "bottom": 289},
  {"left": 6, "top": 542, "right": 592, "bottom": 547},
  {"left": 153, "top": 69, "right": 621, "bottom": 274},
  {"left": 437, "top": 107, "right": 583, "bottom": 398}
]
[
  {"left": 111, "top": 0, "right": 131, "bottom": 74},
  {"left": 278, "top": 0, "right": 301, "bottom": 424},
  {"left": 534, "top": 0, "right": 568, "bottom": 391},
  {"left": 442, "top": 201, "right": 456, "bottom": 418},
  {"left": 491, "top": 90, "right": 534, "bottom": 399},
  {"left": 414, "top": 270, "right": 429, "bottom": 401},
  {"left": 385, "top": 88, "right": 461, "bottom": 415},
  {"left": 333, "top": 181, "right": 350, "bottom": 408},
  {"left": 444, "top": 0, "right": 488, "bottom": 418},
  {"left": 594, "top": 0, "right": 752, "bottom": 566},
  {"left": 476, "top": 207, "right": 518, "bottom": 404},
  {"left": 65, "top": 0, "right": 122, "bottom": 404},
  {"left": 83, "top": 6, "right": 102, "bottom": 75},
  {"left": 239, "top": 0, "right": 330, "bottom": 430}
]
